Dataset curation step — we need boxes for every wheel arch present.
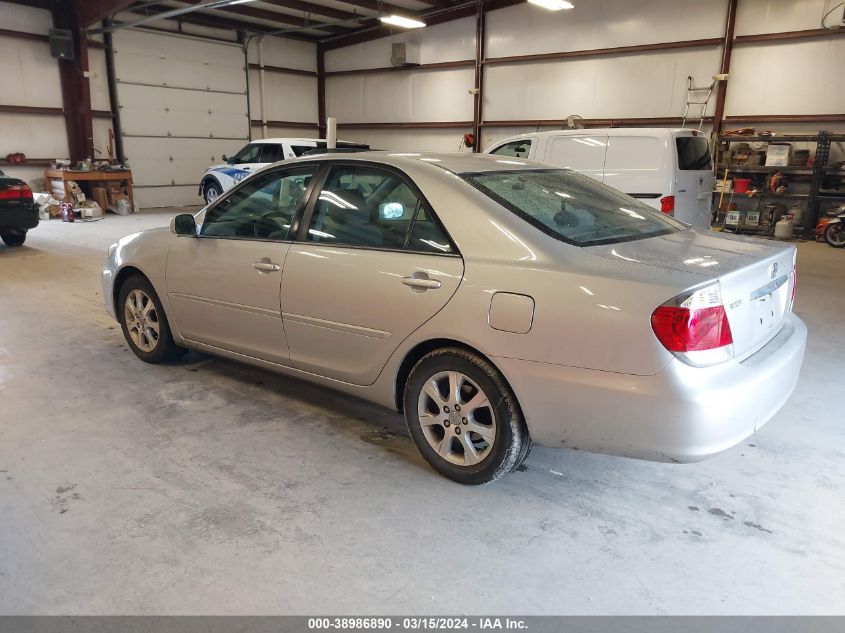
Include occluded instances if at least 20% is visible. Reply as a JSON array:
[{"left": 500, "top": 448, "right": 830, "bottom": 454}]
[
  {"left": 394, "top": 338, "right": 514, "bottom": 413},
  {"left": 199, "top": 174, "right": 222, "bottom": 196},
  {"left": 112, "top": 265, "right": 149, "bottom": 315}
]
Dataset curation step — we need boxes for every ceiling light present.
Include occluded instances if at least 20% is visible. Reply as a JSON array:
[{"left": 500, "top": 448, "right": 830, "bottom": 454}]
[
  {"left": 380, "top": 15, "right": 426, "bottom": 28},
  {"left": 527, "top": 0, "right": 574, "bottom": 10}
]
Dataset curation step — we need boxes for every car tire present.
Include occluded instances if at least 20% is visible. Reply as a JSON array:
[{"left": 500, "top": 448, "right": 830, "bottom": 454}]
[
  {"left": 203, "top": 180, "right": 223, "bottom": 205},
  {"left": 824, "top": 222, "right": 845, "bottom": 248},
  {"left": 404, "top": 347, "right": 530, "bottom": 485},
  {"left": 1, "top": 230, "right": 26, "bottom": 247},
  {"left": 118, "top": 274, "right": 186, "bottom": 363}
]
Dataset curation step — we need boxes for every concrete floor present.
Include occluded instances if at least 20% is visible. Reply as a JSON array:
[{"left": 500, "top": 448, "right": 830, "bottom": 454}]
[{"left": 1, "top": 209, "right": 843, "bottom": 615}]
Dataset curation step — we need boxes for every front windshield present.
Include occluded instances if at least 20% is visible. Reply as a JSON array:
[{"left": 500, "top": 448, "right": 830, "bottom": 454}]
[{"left": 462, "top": 168, "right": 686, "bottom": 246}]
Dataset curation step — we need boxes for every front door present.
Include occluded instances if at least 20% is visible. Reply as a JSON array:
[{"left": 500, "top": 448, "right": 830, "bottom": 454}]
[
  {"left": 281, "top": 163, "right": 464, "bottom": 385},
  {"left": 166, "top": 165, "right": 317, "bottom": 363}
]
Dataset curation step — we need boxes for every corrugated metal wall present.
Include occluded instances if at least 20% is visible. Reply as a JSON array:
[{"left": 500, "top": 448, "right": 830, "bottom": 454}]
[{"left": 324, "top": 0, "right": 844, "bottom": 152}]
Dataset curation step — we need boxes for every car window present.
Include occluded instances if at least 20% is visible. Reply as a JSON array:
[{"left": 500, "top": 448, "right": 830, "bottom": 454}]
[
  {"left": 260, "top": 144, "right": 285, "bottom": 163},
  {"left": 307, "top": 165, "right": 420, "bottom": 249},
  {"left": 306, "top": 165, "right": 451, "bottom": 252},
  {"left": 202, "top": 167, "right": 315, "bottom": 240},
  {"left": 408, "top": 207, "right": 453, "bottom": 254},
  {"left": 229, "top": 143, "right": 262, "bottom": 164},
  {"left": 676, "top": 136, "right": 713, "bottom": 170},
  {"left": 463, "top": 168, "right": 685, "bottom": 247},
  {"left": 490, "top": 140, "right": 531, "bottom": 158},
  {"left": 291, "top": 145, "right": 315, "bottom": 157}
]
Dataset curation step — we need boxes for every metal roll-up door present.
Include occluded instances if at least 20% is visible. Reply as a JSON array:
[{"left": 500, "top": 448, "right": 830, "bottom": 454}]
[{"left": 112, "top": 29, "right": 248, "bottom": 208}]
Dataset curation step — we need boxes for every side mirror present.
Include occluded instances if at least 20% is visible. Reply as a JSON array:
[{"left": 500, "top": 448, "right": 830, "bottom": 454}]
[
  {"left": 170, "top": 213, "right": 196, "bottom": 236},
  {"left": 222, "top": 154, "right": 228, "bottom": 161}
]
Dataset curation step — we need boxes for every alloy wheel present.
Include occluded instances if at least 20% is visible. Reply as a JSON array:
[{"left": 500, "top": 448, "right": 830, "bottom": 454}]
[
  {"left": 124, "top": 289, "right": 160, "bottom": 353},
  {"left": 417, "top": 371, "right": 497, "bottom": 466}
]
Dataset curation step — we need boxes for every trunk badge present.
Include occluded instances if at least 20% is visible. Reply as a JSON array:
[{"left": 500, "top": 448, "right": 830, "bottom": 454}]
[{"left": 770, "top": 263, "right": 779, "bottom": 279}]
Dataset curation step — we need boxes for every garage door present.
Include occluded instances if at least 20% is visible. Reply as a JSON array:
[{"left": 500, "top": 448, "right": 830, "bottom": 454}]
[{"left": 112, "top": 29, "right": 249, "bottom": 208}]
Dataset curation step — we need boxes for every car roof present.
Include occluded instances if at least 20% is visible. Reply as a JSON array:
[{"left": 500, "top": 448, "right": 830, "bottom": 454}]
[
  {"left": 297, "top": 151, "right": 548, "bottom": 174},
  {"left": 250, "top": 138, "right": 351, "bottom": 144},
  {"left": 494, "top": 128, "right": 704, "bottom": 142}
]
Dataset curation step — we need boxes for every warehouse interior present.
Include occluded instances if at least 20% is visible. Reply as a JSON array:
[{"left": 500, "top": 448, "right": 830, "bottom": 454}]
[{"left": 1, "top": 0, "right": 844, "bottom": 618}]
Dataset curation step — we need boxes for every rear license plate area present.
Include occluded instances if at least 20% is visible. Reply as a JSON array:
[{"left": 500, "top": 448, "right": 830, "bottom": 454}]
[{"left": 754, "top": 293, "right": 776, "bottom": 330}]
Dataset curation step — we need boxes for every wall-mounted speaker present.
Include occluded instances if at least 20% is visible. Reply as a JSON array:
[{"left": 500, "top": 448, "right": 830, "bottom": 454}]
[{"left": 49, "top": 29, "right": 74, "bottom": 61}]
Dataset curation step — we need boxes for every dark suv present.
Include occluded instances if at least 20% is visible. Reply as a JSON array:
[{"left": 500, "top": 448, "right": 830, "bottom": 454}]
[{"left": 0, "top": 170, "right": 39, "bottom": 246}]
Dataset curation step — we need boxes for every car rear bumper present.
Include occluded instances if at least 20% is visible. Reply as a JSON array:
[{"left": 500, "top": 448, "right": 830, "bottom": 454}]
[
  {"left": 0, "top": 204, "right": 39, "bottom": 231},
  {"left": 494, "top": 313, "right": 807, "bottom": 462}
]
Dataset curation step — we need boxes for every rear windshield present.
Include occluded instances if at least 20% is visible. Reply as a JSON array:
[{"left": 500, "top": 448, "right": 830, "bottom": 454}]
[
  {"left": 462, "top": 169, "right": 685, "bottom": 246},
  {"left": 676, "top": 136, "right": 712, "bottom": 170}
]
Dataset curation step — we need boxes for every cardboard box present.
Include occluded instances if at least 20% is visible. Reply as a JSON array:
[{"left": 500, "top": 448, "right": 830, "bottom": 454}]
[
  {"left": 79, "top": 201, "right": 103, "bottom": 218},
  {"left": 91, "top": 186, "right": 109, "bottom": 211}
]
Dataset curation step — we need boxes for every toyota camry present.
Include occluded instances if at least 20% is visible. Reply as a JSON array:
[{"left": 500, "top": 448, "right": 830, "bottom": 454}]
[{"left": 103, "top": 152, "right": 806, "bottom": 484}]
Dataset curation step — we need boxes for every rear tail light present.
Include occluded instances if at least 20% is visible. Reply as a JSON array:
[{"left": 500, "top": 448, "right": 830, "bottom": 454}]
[
  {"left": 651, "top": 282, "right": 734, "bottom": 367},
  {"left": 0, "top": 183, "right": 33, "bottom": 202},
  {"left": 659, "top": 195, "right": 675, "bottom": 215}
]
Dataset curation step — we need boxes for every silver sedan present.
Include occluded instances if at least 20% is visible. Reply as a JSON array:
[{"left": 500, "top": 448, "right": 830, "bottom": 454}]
[{"left": 102, "top": 152, "right": 807, "bottom": 484}]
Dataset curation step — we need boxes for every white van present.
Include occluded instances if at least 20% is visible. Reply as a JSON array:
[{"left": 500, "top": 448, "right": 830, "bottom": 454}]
[{"left": 486, "top": 128, "right": 714, "bottom": 228}]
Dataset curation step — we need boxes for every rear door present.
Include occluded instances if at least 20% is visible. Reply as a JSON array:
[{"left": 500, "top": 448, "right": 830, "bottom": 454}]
[
  {"left": 603, "top": 135, "right": 665, "bottom": 210},
  {"left": 674, "top": 133, "right": 715, "bottom": 228},
  {"left": 280, "top": 162, "right": 464, "bottom": 385},
  {"left": 543, "top": 135, "right": 609, "bottom": 183}
]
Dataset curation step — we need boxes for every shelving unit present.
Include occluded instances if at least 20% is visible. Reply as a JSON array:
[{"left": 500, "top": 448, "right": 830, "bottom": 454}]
[{"left": 712, "top": 131, "right": 845, "bottom": 238}]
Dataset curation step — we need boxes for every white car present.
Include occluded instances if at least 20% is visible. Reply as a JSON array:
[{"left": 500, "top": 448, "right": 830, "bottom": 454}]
[
  {"left": 199, "top": 137, "right": 368, "bottom": 204},
  {"left": 487, "top": 128, "right": 715, "bottom": 229}
]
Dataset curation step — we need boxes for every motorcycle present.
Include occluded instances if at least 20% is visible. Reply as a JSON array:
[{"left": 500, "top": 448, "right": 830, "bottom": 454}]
[{"left": 823, "top": 205, "right": 845, "bottom": 248}]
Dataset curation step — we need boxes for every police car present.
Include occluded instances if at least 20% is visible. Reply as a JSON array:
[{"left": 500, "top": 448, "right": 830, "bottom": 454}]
[{"left": 199, "top": 137, "right": 369, "bottom": 204}]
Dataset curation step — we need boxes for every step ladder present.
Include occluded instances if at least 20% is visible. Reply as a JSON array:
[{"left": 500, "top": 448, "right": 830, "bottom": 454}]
[{"left": 682, "top": 75, "right": 716, "bottom": 130}]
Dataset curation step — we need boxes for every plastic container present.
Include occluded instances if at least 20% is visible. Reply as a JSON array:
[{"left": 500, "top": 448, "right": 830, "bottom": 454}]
[
  {"left": 774, "top": 217, "right": 794, "bottom": 239},
  {"left": 787, "top": 204, "right": 804, "bottom": 228},
  {"left": 733, "top": 178, "right": 752, "bottom": 194}
]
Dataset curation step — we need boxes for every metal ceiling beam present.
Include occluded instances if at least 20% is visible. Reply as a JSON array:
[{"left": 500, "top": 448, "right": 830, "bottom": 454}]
[
  {"left": 126, "top": 3, "right": 312, "bottom": 35},
  {"left": 75, "top": 0, "right": 140, "bottom": 27},
  {"left": 92, "top": 0, "right": 263, "bottom": 32},
  {"left": 172, "top": 0, "right": 355, "bottom": 33},
  {"left": 261, "top": 0, "right": 359, "bottom": 22},
  {"left": 322, "top": 0, "right": 519, "bottom": 49},
  {"left": 414, "top": 0, "right": 458, "bottom": 8},
  {"left": 333, "top": 0, "right": 422, "bottom": 18}
]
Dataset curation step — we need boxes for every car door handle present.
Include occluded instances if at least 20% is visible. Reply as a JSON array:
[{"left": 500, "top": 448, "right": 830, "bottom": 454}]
[
  {"left": 402, "top": 276, "right": 441, "bottom": 290},
  {"left": 252, "top": 261, "right": 280, "bottom": 272}
]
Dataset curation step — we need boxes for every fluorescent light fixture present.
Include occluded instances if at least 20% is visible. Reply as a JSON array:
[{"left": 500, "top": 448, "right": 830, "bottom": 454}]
[
  {"left": 380, "top": 14, "right": 426, "bottom": 29},
  {"left": 527, "top": 0, "right": 574, "bottom": 10}
]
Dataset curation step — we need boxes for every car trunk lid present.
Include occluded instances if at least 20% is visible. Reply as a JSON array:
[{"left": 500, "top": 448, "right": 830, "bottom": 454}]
[{"left": 585, "top": 229, "right": 796, "bottom": 360}]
